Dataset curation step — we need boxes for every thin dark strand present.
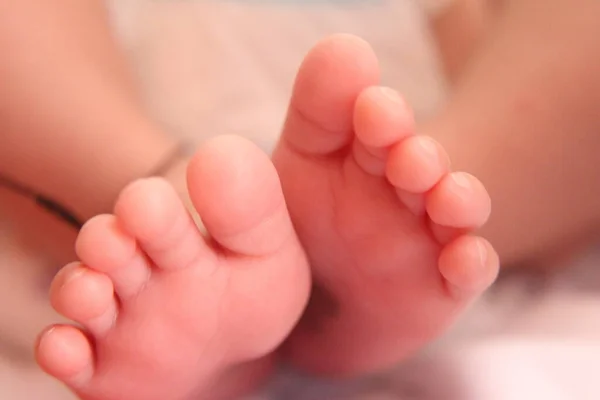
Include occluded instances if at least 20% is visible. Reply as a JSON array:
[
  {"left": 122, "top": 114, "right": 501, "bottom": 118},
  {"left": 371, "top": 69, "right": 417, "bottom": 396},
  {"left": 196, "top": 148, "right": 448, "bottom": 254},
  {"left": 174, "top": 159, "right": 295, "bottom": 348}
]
[
  {"left": 0, "top": 173, "right": 83, "bottom": 229},
  {"left": 0, "top": 173, "right": 37, "bottom": 198},
  {"left": 0, "top": 142, "right": 188, "bottom": 231},
  {"left": 35, "top": 197, "right": 83, "bottom": 229}
]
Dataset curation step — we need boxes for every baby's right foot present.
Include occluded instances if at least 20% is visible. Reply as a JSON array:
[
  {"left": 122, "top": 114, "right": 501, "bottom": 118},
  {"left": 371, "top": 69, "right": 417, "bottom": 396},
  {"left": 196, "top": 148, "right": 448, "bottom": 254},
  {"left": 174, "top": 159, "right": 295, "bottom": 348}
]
[{"left": 35, "top": 136, "right": 310, "bottom": 400}]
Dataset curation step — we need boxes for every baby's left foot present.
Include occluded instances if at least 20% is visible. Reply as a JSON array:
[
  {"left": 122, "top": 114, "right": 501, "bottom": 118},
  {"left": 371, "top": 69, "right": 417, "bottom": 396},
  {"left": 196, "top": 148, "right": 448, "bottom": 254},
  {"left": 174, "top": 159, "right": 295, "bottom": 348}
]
[
  {"left": 273, "top": 34, "right": 499, "bottom": 376},
  {"left": 35, "top": 136, "right": 310, "bottom": 400}
]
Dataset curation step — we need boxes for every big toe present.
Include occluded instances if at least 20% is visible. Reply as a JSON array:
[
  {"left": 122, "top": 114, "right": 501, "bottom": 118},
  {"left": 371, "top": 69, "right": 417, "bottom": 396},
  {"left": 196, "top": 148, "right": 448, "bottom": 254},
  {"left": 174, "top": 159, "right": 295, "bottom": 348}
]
[
  {"left": 281, "top": 34, "right": 380, "bottom": 155},
  {"left": 188, "top": 135, "right": 310, "bottom": 359},
  {"left": 187, "top": 135, "right": 295, "bottom": 257}
]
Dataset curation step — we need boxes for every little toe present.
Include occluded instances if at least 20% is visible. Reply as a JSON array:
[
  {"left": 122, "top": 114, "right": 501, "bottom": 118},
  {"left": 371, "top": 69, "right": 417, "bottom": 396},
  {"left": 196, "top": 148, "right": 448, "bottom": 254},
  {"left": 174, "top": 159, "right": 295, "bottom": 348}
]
[
  {"left": 50, "top": 262, "right": 116, "bottom": 337},
  {"left": 282, "top": 34, "right": 380, "bottom": 156},
  {"left": 115, "top": 177, "right": 216, "bottom": 273},
  {"left": 76, "top": 214, "right": 151, "bottom": 299},
  {"left": 36, "top": 325, "right": 94, "bottom": 391},
  {"left": 438, "top": 235, "right": 499, "bottom": 299},
  {"left": 188, "top": 135, "right": 294, "bottom": 257},
  {"left": 426, "top": 172, "right": 492, "bottom": 243}
]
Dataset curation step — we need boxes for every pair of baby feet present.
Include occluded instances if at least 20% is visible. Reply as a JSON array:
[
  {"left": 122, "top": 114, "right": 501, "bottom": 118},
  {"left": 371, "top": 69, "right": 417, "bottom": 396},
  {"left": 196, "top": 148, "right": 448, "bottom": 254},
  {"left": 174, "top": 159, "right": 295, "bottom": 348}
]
[{"left": 35, "top": 35, "right": 498, "bottom": 400}]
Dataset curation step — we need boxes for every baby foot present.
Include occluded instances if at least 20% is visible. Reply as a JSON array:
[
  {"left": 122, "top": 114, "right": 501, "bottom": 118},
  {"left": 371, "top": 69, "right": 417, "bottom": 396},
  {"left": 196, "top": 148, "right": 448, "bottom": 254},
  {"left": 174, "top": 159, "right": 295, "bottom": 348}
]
[
  {"left": 35, "top": 136, "right": 310, "bottom": 400},
  {"left": 273, "top": 34, "right": 499, "bottom": 376}
]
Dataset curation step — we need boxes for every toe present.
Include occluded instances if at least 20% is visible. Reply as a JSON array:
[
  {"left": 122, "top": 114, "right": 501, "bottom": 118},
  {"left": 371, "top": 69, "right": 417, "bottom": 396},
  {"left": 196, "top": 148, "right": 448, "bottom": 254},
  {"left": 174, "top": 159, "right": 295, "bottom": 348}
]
[
  {"left": 50, "top": 262, "right": 117, "bottom": 337},
  {"left": 282, "top": 34, "right": 380, "bottom": 155},
  {"left": 188, "top": 135, "right": 295, "bottom": 257},
  {"left": 352, "top": 87, "right": 415, "bottom": 175},
  {"left": 36, "top": 325, "right": 94, "bottom": 391},
  {"left": 354, "top": 87, "right": 414, "bottom": 148},
  {"left": 387, "top": 135, "right": 450, "bottom": 193},
  {"left": 426, "top": 172, "right": 492, "bottom": 242},
  {"left": 351, "top": 140, "right": 390, "bottom": 175},
  {"left": 76, "top": 214, "right": 151, "bottom": 299},
  {"left": 115, "top": 178, "right": 216, "bottom": 273},
  {"left": 438, "top": 235, "right": 499, "bottom": 299}
]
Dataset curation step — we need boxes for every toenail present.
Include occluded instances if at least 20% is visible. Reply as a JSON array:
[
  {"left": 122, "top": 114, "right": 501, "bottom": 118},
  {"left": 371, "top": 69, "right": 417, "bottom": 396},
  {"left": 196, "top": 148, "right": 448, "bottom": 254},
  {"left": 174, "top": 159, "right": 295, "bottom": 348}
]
[
  {"left": 450, "top": 172, "right": 472, "bottom": 191},
  {"left": 378, "top": 86, "right": 403, "bottom": 104},
  {"left": 475, "top": 238, "right": 488, "bottom": 267},
  {"left": 40, "top": 327, "right": 68, "bottom": 354},
  {"left": 40, "top": 326, "right": 56, "bottom": 343},
  {"left": 416, "top": 136, "right": 438, "bottom": 159},
  {"left": 62, "top": 268, "right": 86, "bottom": 287}
]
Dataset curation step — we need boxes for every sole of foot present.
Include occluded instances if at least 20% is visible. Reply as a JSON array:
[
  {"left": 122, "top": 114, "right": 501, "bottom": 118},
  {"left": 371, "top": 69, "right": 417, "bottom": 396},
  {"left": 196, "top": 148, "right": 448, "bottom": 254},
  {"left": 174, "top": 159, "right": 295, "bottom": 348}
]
[
  {"left": 35, "top": 135, "right": 311, "bottom": 400},
  {"left": 273, "top": 34, "right": 499, "bottom": 376}
]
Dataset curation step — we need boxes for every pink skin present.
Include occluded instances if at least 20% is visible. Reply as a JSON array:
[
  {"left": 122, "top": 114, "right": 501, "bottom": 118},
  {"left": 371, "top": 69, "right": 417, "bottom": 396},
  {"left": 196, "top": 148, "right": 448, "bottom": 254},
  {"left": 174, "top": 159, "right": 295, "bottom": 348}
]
[
  {"left": 35, "top": 136, "right": 310, "bottom": 400},
  {"left": 273, "top": 34, "right": 499, "bottom": 376},
  {"left": 35, "top": 33, "right": 498, "bottom": 399}
]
